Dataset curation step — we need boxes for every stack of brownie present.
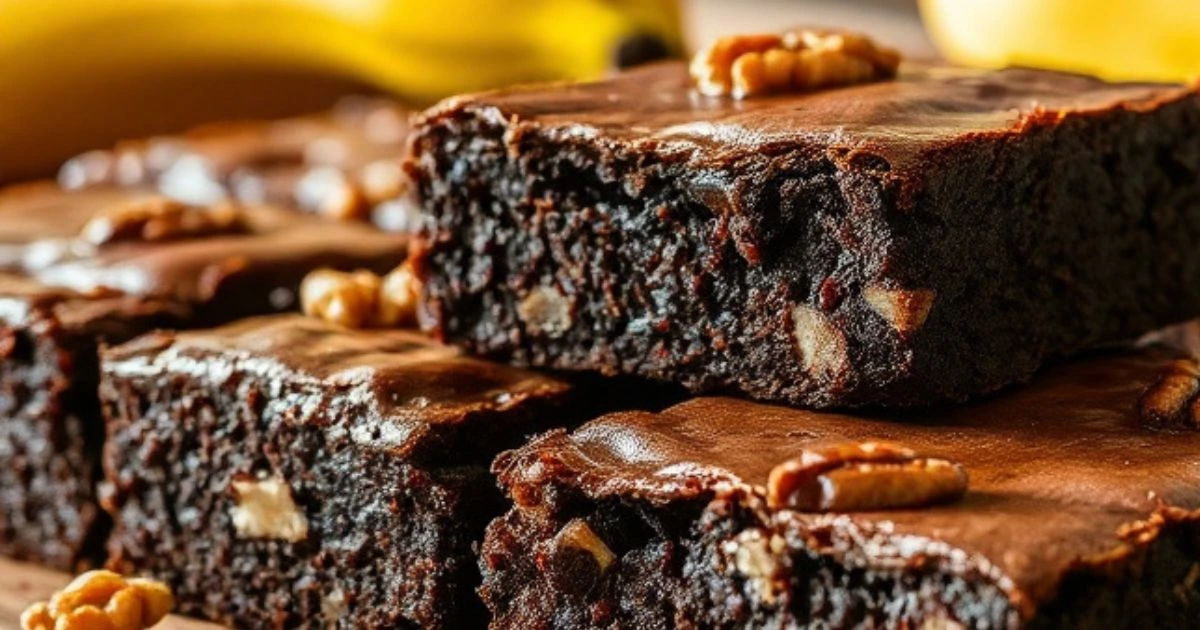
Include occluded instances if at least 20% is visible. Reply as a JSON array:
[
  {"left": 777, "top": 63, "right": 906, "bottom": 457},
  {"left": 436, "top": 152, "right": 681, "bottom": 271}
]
[{"left": 4, "top": 34, "right": 1200, "bottom": 630}]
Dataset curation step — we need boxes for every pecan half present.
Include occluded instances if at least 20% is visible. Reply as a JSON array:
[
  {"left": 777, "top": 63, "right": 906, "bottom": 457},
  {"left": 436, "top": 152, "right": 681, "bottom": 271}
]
[
  {"left": 22, "top": 570, "right": 174, "bottom": 630},
  {"left": 767, "top": 441, "right": 968, "bottom": 512},
  {"left": 80, "top": 195, "right": 248, "bottom": 246},
  {"left": 1138, "top": 358, "right": 1200, "bottom": 429},
  {"left": 691, "top": 28, "right": 901, "bottom": 99}
]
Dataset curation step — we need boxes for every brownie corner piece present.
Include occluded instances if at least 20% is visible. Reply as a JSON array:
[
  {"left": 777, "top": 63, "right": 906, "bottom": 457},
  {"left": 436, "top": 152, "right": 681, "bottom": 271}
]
[
  {"left": 479, "top": 346, "right": 1200, "bottom": 629},
  {"left": 409, "top": 61, "right": 1200, "bottom": 407},
  {"left": 98, "top": 315, "right": 576, "bottom": 628}
]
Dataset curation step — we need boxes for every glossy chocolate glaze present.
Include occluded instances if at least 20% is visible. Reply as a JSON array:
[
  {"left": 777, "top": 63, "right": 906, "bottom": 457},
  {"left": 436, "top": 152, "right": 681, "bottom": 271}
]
[
  {"left": 425, "top": 62, "right": 1195, "bottom": 173},
  {"left": 0, "top": 183, "right": 407, "bottom": 307},
  {"left": 59, "top": 97, "right": 410, "bottom": 206},
  {"left": 499, "top": 345, "right": 1200, "bottom": 615},
  {"left": 105, "top": 314, "right": 573, "bottom": 458}
]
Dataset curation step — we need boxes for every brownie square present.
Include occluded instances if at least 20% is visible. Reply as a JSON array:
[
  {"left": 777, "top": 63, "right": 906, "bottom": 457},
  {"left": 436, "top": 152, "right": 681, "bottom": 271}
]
[
  {"left": 99, "top": 315, "right": 576, "bottom": 628},
  {"left": 408, "top": 62, "right": 1200, "bottom": 407},
  {"left": 0, "top": 183, "right": 407, "bottom": 569},
  {"left": 483, "top": 346, "right": 1200, "bottom": 628}
]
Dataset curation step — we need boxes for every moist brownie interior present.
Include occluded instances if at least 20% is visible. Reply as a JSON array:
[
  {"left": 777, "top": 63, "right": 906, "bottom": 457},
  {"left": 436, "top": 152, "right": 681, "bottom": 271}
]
[
  {"left": 483, "top": 345, "right": 1200, "bottom": 629},
  {"left": 408, "top": 61, "right": 1200, "bottom": 408}
]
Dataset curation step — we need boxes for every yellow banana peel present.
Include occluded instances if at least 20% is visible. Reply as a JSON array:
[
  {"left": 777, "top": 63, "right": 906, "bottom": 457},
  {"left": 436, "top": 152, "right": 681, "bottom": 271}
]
[
  {"left": 0, "top": 0, "right": 683, "bottom": 181},
  {"left": 920, "top": 0, "right": 1200, "bottom": 83}
]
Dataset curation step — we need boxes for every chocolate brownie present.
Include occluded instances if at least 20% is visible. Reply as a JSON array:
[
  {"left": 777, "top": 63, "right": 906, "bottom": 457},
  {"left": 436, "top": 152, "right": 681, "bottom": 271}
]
[
  {"left": 0, "top": 183, "right": 407, "bottom": 570},
  {"left": 59, "top": 97, "right": 417, "bottom": 231},
  {"left": 483, "top": 346, "right": 1200, "bottom": 629},
  {"left": 408, "top": 62, "right": 1200, "bottom": 407},
  {"left": 99, "top": 315, "right": 577, "bottom": 629}
]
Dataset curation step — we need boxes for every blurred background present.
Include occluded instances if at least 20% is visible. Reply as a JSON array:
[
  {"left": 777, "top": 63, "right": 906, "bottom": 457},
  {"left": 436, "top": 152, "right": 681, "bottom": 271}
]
[{"left": 1, "top": 0, "right": 1196, "bottom": 183}]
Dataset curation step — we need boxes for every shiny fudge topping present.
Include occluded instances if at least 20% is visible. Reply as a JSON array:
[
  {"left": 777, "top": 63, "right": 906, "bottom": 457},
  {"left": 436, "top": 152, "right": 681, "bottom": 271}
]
[
  {"left": 427, "top": 61, "right": 1196, "bottom": 171},
  {"left": 498, "top": 345, "right": 1200, "bottom": 612},
  {"left": 0, "top": 182, "right": 407, "bottom": 304},
  {"left": 105, "top": 314, "right": 573, "bottom": 456},
  {"left": 59, "top": 97, "right": 417, "bottom": 231}
]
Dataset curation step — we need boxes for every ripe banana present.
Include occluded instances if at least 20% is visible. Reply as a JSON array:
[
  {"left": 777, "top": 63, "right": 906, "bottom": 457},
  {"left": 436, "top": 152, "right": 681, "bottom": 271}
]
[
  {"left": 0, "top": 0, "right": 683, "bottom": 182},
  {"left": 920, "top": 0, "right": 1200, "bottom": 83}
]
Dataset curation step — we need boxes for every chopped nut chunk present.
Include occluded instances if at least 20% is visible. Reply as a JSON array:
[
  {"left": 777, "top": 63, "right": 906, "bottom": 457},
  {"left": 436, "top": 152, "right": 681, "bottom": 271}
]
[
  {"left": 767, "top": 441, "right": 967, "bottom": 511},
  {"left": 301, "top": 265, "right": 420, "bottom": 329},
  {"left": 1138, "top": 358, "right": 1200, "bottom": 429},
  {"left": 21, "top": 570, "right": 174, "bottom": 630},
  {"left": 377, "top": 262, "right": 421, "bottom": 327},
  {"left": 300, "top": 268, "right": 383, "bottom": 329},
  {"left": 81, "top": 195, "right": 248, "bottom": 246},
  {"left": 692, "top": 28, "right": 901, "bottom": 99}
]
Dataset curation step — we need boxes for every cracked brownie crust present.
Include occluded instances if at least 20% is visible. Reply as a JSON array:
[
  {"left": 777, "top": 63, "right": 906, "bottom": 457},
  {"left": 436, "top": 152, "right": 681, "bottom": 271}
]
[
  {"left": 482, "top": 346, "right": 1200, "bottom": 628},
  {"left": 408, "top": 62, "right": 1200, "bottom": 407}
]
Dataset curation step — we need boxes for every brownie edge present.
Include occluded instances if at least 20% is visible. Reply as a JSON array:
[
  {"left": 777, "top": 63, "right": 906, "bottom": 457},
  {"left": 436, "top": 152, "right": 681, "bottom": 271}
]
[
  {"left": 480, "top": 347, "right": 1200, "bottom": 629},
  {"left": 99, "top": 315, "right": 578, "bottom": 629},
  {"left": 408, "top": 61, "right": 1200, "bottom": 407}
]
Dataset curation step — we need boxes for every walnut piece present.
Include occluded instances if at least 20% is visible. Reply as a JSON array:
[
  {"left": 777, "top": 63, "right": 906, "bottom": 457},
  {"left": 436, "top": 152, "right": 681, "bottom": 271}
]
[
  {"left": 723, "top": 529, "right": 789, "bottom": 604},
  {"left": 377, "top": 262, "right": 421, "bottom": 327},
  {"left": 301, "top": 265, "right": 419, "bottom": 329},
  {"left": 517, "top": 286, "right": 573, "bottom": 338},
  {"left": 767, "top": 441, "right": 967, "bottom": 511},
  {"left": 691, "top": 28, "right": 901, "bottom": 99},
  {"left": 301, "top": 268, "right": 384, "bottom": 329},
  {"left": 229, "top": 476, "right": 309, "bottom": 542},
  {"left": 539, "top": 519, "right": 616, "bottom": 595},
  {"left": 21, "top": 570, "right": 174, "bottom": 630},
  {"left": 791, "top": 305, "right": 848, "bottom": 381},
  {"left": 863, "top": 285, "right": 936, "bottom": 336},
  {"left": 1138, "top": 358, "right": 1200, "bottom": 429},
  {"left": 80, "top": 195, "right": 248, "bottom": 247}
]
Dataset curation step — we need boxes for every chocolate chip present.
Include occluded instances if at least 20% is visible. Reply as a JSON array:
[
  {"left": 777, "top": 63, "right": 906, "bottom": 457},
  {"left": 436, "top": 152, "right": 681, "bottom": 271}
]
[{"left": 767, "top": 441, "right": 968, "bottom": 512}]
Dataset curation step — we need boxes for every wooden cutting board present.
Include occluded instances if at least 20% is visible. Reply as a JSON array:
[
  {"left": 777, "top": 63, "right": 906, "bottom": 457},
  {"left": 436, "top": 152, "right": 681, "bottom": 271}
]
[{"left": 0, "top": 558, "right": 221, "bottom": 630}]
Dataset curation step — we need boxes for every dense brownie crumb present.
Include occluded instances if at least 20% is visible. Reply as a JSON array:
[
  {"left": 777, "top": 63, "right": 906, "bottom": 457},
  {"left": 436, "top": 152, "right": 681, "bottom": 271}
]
[
  {"left": 100, "top": 315, "right": 586, "bottom": 628},
  {"left": 481, "top": 346, "right": 1200, "bottom": 628},
  {"left": 0, "top": 277, "right": 187, "bottom": 570},
  {"left": 0, "top": 183, "right": 407, "bottom": 569},
  {"left": 409, "top": 62, "right": 1200, "bottom": 408}
]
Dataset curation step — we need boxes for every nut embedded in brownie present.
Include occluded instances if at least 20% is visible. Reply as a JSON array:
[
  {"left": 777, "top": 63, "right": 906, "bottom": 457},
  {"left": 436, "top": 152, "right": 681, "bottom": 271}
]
[
  {"left": 482, "top": 346, "right": 1200, "bottom": 629},
  {"left": 0, "top": 183, "right": 407, "bottom": 571},
  {"left": 407, "top": 60, "right": 1200, "bottom": 408},
  {"left": 98, "top": 315, "right": 580, "bottom": 629}
]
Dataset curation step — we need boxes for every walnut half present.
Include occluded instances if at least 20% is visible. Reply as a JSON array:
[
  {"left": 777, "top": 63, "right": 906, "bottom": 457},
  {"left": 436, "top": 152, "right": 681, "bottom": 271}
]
[
  {"left": 691, "top": 28, "right": 901, "bottom": 99},
  {"left": 22, "top": 570, "right": 174, "bottom": 630}
]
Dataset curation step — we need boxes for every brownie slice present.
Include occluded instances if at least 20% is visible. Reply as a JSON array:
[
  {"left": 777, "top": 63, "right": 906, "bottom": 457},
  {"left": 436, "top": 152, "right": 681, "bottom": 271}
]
[
  {"left": 483, "top": 346, "right": 1200, "bottom": 629},
  {"left": 408, "top": 62, "right": 1200, "bottom": 407},
  {"left": 99, "top": 315, "right": 578, "bottom": 629},
  {"left": 60, "top": 97, "right": 417, "bottom": 231},
  {"left": 0, "top": 183, "right": 407, "bottom": 570}
]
